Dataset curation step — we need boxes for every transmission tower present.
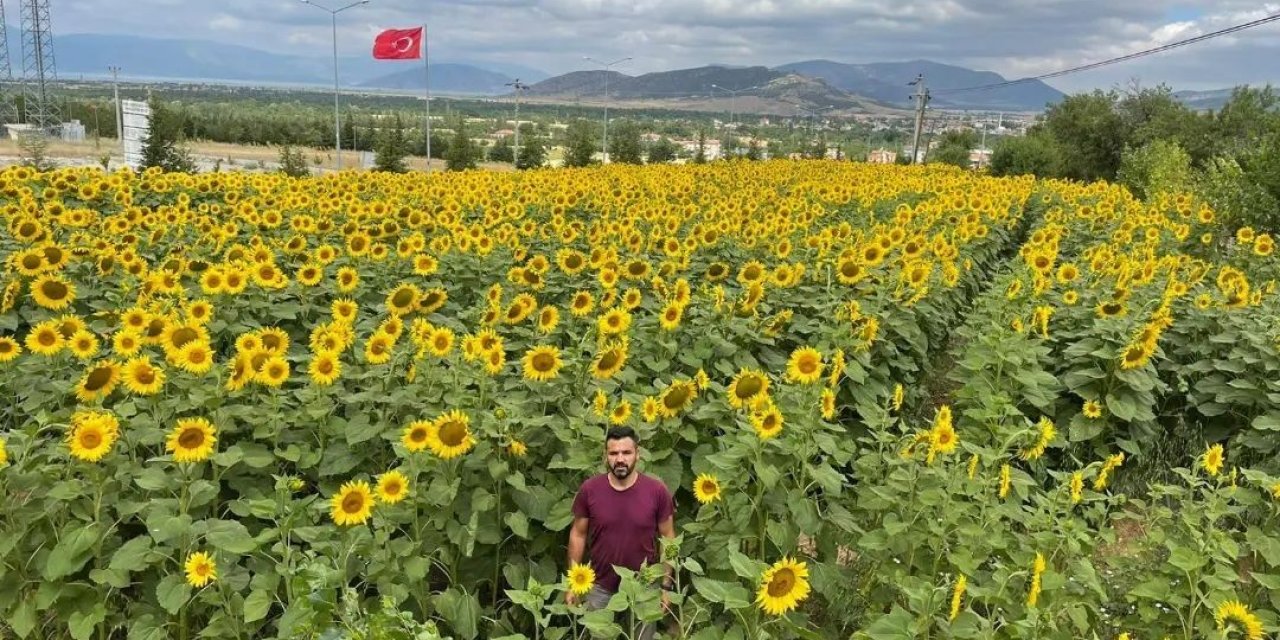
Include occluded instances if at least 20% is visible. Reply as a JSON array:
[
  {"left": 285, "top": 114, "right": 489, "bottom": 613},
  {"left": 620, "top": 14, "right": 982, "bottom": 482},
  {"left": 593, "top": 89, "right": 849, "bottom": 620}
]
[
  {"left": 20, "top": 0, "right": 59, "bottom": 132},
  {"left": 0, "top": 0, "right": 16, "bottom": 124}
]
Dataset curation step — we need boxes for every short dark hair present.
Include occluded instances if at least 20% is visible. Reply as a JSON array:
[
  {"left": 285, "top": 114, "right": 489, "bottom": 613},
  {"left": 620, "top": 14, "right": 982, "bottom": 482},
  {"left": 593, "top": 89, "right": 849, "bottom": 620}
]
[{"left": 605, "top": 426, "right": 638, "bottom": 446}]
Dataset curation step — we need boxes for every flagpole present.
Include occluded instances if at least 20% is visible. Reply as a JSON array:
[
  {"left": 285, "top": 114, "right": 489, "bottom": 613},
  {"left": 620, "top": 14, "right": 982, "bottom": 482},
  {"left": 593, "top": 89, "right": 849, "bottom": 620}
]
[{"left": 423, "top": 24, "right": 431, "bottom": 173}]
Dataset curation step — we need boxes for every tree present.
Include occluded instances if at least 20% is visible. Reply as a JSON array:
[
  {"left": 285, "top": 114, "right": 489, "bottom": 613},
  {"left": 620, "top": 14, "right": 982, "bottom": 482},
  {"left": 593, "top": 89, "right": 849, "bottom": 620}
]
[
  {"left": 1196, "top": 153, "right": 1280, "bottom": 232},
  {"left": 17, "top": 131, "right": 55, "bottom": 172},
  {"left": 564, "top": 119, "right": 597, "bottom": 168},
  {"left": 341, "top": 113, "right": 356, "bottom": 151},
  {"left": 141, "top": 97, "right": 195, "bottom": 173},
  {"left": 488, "top": 137, "right": 515, "bottom": 163},
  {"left": 1117, "top": 139, "right": 1192, "bottom": 199},
  {"left": 278, "top": 144, "right": 310, "bottom": 178},
  {"left": 647, "top": 137, "right": 678, "bottom": 164},
  {"left": 516, "top": 136, "right": 547, "bottom": 170},
  {"left": 693, "top": 130, "right": 708, "bottom": 164},
  {"left": 930, "top": 130, "right": 978, "bottom": 168},
  {"left": 745, "top": 140, "right": 763, "bottom": 161},
  {"left": 445, "top": 118, "right": 477, "bottom": 171},
  {"left": 374, "top": 114, "right": 409, "bottom": 173},
  {"left": 990, "top": 133, "right": 1063, "bottom": 177},
  {"left": 1040, "top": 91, "right": 1126, "bottom": 181},
  {"left": 608, "top": 120, "right": 643, "bottom": 164}
]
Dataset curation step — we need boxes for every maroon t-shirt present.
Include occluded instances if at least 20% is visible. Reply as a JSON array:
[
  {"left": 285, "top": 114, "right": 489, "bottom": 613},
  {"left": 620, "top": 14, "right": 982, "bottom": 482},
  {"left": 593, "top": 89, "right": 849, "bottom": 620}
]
[{"left": 571, "top": 472, "right": 674, "bottom": 593}]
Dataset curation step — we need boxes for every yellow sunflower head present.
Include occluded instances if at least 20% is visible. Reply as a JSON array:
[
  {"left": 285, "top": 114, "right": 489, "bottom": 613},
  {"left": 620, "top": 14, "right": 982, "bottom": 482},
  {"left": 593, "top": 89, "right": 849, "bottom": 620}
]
[
  {"left": 166, "top": 417, "right": 217, "bottom": 463},
  {"left": 330, "top": 480, "right": 375, "bottom": 526},
  {"left": 755, "top": 557, "right": 811, "bottom": 616}
]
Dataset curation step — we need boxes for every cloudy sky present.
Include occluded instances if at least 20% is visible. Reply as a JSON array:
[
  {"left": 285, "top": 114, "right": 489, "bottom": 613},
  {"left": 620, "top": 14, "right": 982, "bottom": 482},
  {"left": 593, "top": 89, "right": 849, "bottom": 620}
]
[{"left": 52, "top": 0, "right": 1280, "bottom": 91}]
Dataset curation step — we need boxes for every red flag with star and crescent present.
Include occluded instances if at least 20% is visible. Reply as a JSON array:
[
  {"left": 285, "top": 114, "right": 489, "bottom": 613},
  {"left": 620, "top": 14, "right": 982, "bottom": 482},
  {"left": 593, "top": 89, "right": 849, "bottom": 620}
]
[{"left": 372, "top": 27, "right": 423, "bottom": 60}]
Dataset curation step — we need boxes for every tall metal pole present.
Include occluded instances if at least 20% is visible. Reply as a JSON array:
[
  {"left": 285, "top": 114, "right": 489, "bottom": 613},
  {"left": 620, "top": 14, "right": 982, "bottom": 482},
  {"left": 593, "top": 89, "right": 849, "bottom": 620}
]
[
  {"left": 505, "top": 78, "right": 528, "bottom": 167},
  {"left": 109, "top": 65, "right": 122, "bottom": 157},
  {"left": 301, "top": 0, "right": 369, "bottom": 172},
  {"left": 423, "top": 24, "right": 431, "bottom": 172},
  {"left": 584, "top": 56, "right": 631, "bottom": 163},
  {"left": 908, "top": 74, "right": 930, "bottom": 165}
]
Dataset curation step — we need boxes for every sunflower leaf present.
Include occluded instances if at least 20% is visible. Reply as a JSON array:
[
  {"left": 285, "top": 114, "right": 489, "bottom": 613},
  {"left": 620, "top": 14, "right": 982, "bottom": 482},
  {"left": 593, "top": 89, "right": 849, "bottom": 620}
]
[
  {"left": 204, "top": 519, "right": 257, "bottom": 554},
  {"left": 155, "top": 574, "right": 191, "bottom": 614}
]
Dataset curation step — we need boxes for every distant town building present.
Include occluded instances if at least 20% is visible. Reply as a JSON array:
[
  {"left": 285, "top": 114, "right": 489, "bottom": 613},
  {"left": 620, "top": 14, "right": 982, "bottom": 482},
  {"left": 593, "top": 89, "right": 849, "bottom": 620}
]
[
  {"left": 969, "top": 148, "right": 993, "bottom": 169},
  {"left": 867, "top": 148, "right": 897, "bottom": 164}
]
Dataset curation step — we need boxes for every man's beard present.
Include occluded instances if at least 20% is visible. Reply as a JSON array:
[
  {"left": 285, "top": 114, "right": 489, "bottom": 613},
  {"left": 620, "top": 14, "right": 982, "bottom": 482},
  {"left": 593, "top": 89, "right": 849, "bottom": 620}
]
[{"left": 611, "top": 462, "right": 633, "bottom": 479}]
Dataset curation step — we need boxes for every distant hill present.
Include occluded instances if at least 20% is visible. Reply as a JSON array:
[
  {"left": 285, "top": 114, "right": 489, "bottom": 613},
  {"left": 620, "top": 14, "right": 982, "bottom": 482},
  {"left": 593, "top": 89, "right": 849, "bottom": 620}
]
[
  {"left": 45, "top": 30, "right": 546, "bottom": 94},
  {"left": 524, "top": 65, "right": 886, "bottom": 114},
  {"left": 1173, "top": 88, "right": 1240, "bottom": 111},
  {"left": 776, "top": 59, "right": 1065, "bottom": 111},
  {"left": 359, "top": 64, "right": 517, "bottom": 94}
]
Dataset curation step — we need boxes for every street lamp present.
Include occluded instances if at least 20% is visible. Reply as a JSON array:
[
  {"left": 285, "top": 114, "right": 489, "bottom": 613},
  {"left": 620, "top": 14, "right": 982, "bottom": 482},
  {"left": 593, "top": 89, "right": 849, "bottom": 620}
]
[
  {"left": 710, "top": 84, "right": 760, "bottom": 129},
  {"left": 583, "top": 55, "right": 632, "bottom": 163},
  {"left": 301, "top": 0, "right": 370, "bottom": 171},
  {"left": 505, "top": 78, "right": 529, "bottom": 167}
]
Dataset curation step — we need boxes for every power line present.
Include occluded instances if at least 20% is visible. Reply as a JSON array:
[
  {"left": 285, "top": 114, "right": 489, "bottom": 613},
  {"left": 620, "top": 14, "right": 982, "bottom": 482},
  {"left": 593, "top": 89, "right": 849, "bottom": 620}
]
[{"left": 936, "top": 10, "right": 1280, "bottom": 95}]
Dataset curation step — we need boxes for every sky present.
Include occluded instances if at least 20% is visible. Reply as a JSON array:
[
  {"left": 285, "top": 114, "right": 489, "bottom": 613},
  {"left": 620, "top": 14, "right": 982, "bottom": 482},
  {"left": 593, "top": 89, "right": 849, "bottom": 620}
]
[{"left": 50, "top": 0, "right": 1280, "bottom": 92}]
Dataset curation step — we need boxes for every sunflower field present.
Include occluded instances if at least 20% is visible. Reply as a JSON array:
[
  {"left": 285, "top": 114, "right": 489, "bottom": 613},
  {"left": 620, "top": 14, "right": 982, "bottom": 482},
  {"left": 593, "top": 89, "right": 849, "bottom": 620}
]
[{"left": 0, "top": 161, "right": 1278, "bottom": 640}]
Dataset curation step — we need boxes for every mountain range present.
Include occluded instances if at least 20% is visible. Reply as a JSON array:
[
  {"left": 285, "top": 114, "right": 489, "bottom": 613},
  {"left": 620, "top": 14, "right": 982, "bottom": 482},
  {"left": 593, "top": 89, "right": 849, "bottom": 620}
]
[{"left": 42, "top": 29, "right": 1071, "bottom": 111}]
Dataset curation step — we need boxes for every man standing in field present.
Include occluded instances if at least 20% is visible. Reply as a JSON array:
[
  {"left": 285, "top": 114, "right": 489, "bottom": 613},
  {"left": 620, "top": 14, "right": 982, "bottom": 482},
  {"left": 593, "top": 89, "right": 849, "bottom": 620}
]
[{"left": 566, "top": 426, "right": 676, "bottom": 639}]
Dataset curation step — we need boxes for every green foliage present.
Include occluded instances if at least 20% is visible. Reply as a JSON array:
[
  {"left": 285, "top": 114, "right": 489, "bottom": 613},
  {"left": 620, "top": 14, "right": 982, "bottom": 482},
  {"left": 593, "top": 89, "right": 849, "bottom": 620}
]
[
  {"left": 647, "top": 137, "right": 679, "bottom": 164},
  {"left": 1117, "top": 139, "right": 1192, "bottom": 199},
  {"left": 608, "top": 120, "right": 644, "bottom": 165},
  {"left": 990, "top": 133, "right": 1063, "bottom": 177},
  {"left": 929, "top": 130, "right": 978, "bottom": 168},
  {"left": 445, "top": 118, "right": 477, "bottom": 172},
  {"left": 373, "top": 114, "right": 410, "bottom": 173},
  {"left": 514, "top": 136, "right": 547, "bottom": 170},
  {"left": 1040, "top": 91, "right": 1127, "bottom": 182},
  {"left": 278, "top": 144, "right": 311, "bottom": 178},
  {"left": 487, "top": 137, "right": 514, "bottom": 164},
  {"left": 16, "top": 131, "right": 55, "bottom": 172},
  {"left": 563, "top": 119, "right": 597, "bottom": 168},
  {"left": 141, "top": 97, "right": 196, "bottom": 173},
  {"left": 693, "top": 130, "right": 708, "bottom": 164}
]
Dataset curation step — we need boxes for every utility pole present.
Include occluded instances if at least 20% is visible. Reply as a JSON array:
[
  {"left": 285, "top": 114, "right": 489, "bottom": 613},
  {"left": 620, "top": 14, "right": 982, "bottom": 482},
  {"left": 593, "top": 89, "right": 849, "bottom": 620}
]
[
  {"left": 300, "top": 0, "right": 371, "bottom": 171},
  {"left": 583, "top": 55, "right": 632, "bottom": 163},
  {"left": 908, "top": 74, "right": 930, "bottom": 164},
  {"left": 505, "top": 78, "right": 528, "bottom": 167},
  {"left": 109, "top": 65, "right": 122, "bottom": 156}
]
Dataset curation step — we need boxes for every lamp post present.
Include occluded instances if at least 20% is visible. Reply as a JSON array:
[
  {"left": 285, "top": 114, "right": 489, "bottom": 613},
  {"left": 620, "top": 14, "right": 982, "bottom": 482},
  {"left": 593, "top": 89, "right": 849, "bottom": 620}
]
[
  {"left": 108, "top": 65, "right": 122, "bottom": 157},
  {"left": 583, "top": 55, "right": 631, "bottom": 163},
  {"left": 301, "top": 0, "right": 370, "bottom": 171},
  {"left": 710, "top": 84, "right": 759, "bottom": 129},
  {"left": 505, "top": 78, "right": 529, "bottom": 167}
]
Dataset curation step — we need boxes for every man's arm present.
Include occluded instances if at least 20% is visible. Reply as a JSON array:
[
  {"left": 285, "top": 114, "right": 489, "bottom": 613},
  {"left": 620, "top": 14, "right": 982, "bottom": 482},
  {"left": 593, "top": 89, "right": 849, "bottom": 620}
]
[{"left": 565, "top": 515, "right": 590, "bottom": 605}]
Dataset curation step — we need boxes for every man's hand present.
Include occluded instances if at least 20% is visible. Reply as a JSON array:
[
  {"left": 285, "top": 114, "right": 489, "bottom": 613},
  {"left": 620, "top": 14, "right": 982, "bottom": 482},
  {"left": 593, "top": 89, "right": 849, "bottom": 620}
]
[
  {"left": 660, "top": 589, "right": 671, "bottom": 613},
  {"left": 565, "top": 590, "right": 580, "bottom": 607}
]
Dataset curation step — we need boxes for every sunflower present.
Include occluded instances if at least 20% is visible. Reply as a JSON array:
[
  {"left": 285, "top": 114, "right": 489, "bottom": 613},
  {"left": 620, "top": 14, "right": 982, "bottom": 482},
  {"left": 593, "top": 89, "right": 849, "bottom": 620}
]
[
  {"left": 67, "top": 410, "right": 120, "bottom": 462},
  {"left": 68, "top": 331, "right": 100, "bottom": 360},
  {"left": 751, "top": 404, "right": 784, "bottom": 440},
  {"left": 331, "top": 299, "right": 358, "bottom": 325},
  {"left": 1096, "top": 301, "right": 1126, "bottom": 318},
  {"left": 1069, "top": 472, "right": 1084, "bottom": 504},
  {"left": 75, "top": 360, "right": 121, "bottom": 402},
  {"left": 30, "top": 274, "right": 76, "bottom": 310},
  {"left": 483, "top": 347, "right": 506, "bottom": 375},
  {"left": 308, "top": 351, "right": 341, "bottom": 386},
  {"left": 24, "top": 322, "right": 64, "bottom": 356},
  {"left": 1214, "top": 600, "right": 1263, "bottom": 640},
  {"left": 1027, "top": 553, "right": 1045, "bottom": 607},
  {"left": 257, "top": 355, "right": 290, "bottom": 387},
  {"left": 820, "top": 388, "right": 836, "bottom": 420},
  {"left": 692, "top": 473, "right": 722, "bottom": 504},
  {"left": 597, "top": 308, "right": 632, "bottom": 336},
  {"left": 522, "top": 345, "right": 563, "bottom": 382},
  {"left": 424, "top": 328, "right": 454, "bottom": 358},
  {"left": 402, "top": 419, "right": 432, "bottom": 453},
  {"left": 658, "top": 380, "right": 697, "bottom": 418},
  {"left": 336, "top": 267, "right": 360, "bottom": 293},
  {"left": 756, "top": 557, "right": 810, "bottom": 616},
  {"left": 1018, "top": 417, "right": 1056, "bottom": 461},
  {"left": 506, "top": 440, "right": 528, "bottom": 457},
  {"left": 785, "top": 347, "right": 824, "bottom": 384},
  {"left": 258, "top": 328, "right": 290, "bottom": 355},
  {"left": 1082, "top": 400, "right": 1103, "bottom": 419},
  {"left": 184, "top": 551, "right": 217, "bottom": 588},
  {"left": 330, "top": 480, "right": 375, "bottom": 526},
  {"left": 177, "top": 341, "right": 214, "bottom": 375},
  {"left": 364, "top": 335, "right": 394, "bottom": 364},
  {"left": 727, "top": 368, "right": 770, "bottom": 410},
  {"left": 225, "top": 355, "right": 253, "bottom": 392},
  {"left": 1201, "top": 443, "right": 1225, "bottom": 477},
  {"left": 0, "top": 437, "right": 7, "bottom": 466},
  {"left": 429, "top": 409, "right": 475, "bottom": 459},
  {"left": 536, "top": 306, "right": 560, "bottom": 334},
  {"left": 167, "top": 417, "right": 217, "bottom": 463},
  {"left": 566, "top": 562, "right": 596, "bottom": 596},
  {"left": 569, "top": 291, "right": 595, "bottom": 317},
  {"left": 122, "top": 356, "right": 166, "bottom": 395},
  {"left": 386, "top": 283, "right": 421, "bottom": 316},
  {"left": 0, "top": 336, "right": 20, "bottom": 362},
  {"left": 658, "top": 302, "right": 684, "bottom": 331},
  {"left": 590, "top": 344, "right": 627, "bottom": 380},
  {"left": 1118, "top": 341, "right": 1153, "bottom": 370},
  {"left": 609, "top": 400, "right": 633, "bottom": 424},
  {"left": 376, "top": 470, "right": 410, "bottom": 504}
]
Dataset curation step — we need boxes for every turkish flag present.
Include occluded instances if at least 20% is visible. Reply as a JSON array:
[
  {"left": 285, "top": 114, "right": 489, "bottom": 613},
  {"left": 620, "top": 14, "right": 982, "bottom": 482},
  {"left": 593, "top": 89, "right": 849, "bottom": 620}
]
[{"left": 373, "top": 27, "right": 423, "bottom": 60}]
